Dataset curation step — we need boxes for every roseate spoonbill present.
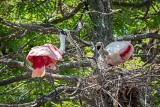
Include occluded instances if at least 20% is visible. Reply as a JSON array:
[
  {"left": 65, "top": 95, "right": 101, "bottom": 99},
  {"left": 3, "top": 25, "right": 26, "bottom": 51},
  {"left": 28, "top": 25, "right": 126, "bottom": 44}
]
[
  {"left": 105, "top": 41, "right": 134, "bottom": 65},
  {"left": 26, "top": 30, "right": 70, "bottom": 77}
]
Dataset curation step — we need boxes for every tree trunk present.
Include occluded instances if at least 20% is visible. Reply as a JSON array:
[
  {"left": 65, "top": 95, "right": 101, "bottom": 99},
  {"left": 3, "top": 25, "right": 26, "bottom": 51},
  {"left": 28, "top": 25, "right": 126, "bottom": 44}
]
[
  {"left": 83, "top": 1, "right": 115, "bottom": 107},
  {"left": 87, "top": 0, "right": 113, "bottom": 46}
]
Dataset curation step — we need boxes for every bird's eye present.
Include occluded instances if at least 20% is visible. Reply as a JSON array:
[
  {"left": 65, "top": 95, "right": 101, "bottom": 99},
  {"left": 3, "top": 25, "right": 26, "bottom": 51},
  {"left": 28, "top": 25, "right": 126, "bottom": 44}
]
[{"left": 97, "top": 46, "right": 101, "bottom": 50}]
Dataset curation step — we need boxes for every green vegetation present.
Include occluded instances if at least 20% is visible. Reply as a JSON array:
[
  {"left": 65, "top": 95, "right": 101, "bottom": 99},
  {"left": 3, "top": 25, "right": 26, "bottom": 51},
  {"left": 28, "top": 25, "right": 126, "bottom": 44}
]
[{"left": 0, "top": 0, "right": 160, "bottom": 106}]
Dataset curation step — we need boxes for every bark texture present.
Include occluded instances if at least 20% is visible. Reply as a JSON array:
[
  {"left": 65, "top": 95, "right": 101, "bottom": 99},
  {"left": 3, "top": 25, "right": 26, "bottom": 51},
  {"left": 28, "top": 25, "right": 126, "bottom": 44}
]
[{"left": 87, "top": 0, "right": 113, "bottom": 46}]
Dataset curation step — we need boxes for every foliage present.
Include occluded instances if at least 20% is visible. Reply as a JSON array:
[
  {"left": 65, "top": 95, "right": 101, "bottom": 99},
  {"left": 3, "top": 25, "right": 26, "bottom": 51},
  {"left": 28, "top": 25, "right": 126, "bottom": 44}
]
[{"left": 0, "top": 0, "right": 160, "bottom": 107}]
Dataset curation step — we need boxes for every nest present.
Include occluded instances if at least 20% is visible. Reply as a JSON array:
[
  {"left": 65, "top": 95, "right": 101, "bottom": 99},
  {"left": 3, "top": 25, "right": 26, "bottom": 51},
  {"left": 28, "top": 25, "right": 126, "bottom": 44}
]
[{"left": 80, "top": 66, "right": 149, "bottom": 107}]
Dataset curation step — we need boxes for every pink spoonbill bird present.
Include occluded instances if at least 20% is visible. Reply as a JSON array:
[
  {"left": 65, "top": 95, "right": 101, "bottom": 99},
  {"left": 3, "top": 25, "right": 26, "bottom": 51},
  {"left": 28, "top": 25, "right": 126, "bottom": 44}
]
[
  {"left": 105, "top": 41, "right": 134, "bottom": 65},
  {"left": 26, "top": 30, "right": 70, "bottom": 78}
]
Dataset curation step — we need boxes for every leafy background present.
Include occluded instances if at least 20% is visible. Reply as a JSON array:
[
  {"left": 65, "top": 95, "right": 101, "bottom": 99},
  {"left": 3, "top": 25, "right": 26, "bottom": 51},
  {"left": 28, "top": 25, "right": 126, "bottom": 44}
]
[{"left": 0, "top": 0, "right": 160, "bottom": 106}]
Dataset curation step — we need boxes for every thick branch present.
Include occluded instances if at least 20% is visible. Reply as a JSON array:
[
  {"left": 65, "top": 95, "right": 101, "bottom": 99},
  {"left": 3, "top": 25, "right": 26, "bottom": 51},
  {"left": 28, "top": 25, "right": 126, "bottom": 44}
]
[
  {"left": 0, "top": 29, "right": 27, "bottom": 42},
  {"left": 0, "top": 102, "right": 36, "bottom": 107},
  {"left": 0, "top": 18, "right": 59, "bottom": 34},
  {"left": 112, "top": 1, "right": 153, "bottom": 8},
  {"left": 0, "top": 58, "right": 31, "bottom": 72},
  {"left": 117, "top": 33, "right": 160, "bottom": 41},
  {"left": 0, "top": 73, "right": 31, "bottom": 86},
  {"left": 0, "top": 18, "right": 91, "bottom": 46},
  {"left": 0, "top": 58, "right": 92, "bottom": 86},
  {"left": 35, "top": 86, "right": 78, "bottom": 106},
  {"left": 54, "top": 59, "right": 93, "bottom": 73}
]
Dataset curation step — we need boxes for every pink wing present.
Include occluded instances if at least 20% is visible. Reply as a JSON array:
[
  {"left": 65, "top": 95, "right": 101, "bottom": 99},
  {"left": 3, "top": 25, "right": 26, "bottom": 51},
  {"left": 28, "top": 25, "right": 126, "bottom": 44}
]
[
  {"left": 26, "top": 44, "right": 62, "bottom": 78},
  {"left": 106, "top": 41, "right": 134, "bottom": 65},
  {"left": 27, "top": 44, "right": 62, "bottom": 63},
  {"left": 119, "top": 44, "right": 134, "bottom": 60}
]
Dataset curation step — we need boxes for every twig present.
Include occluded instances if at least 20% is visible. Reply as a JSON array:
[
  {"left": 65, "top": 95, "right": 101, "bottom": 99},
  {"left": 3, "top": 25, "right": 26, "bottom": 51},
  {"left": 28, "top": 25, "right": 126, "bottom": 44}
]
[
  {"left": 102, "top": 88, "right": 122, "bottom": 107},
  {"left": 18, "top": 33, "right": 42, "bottom": 53}
]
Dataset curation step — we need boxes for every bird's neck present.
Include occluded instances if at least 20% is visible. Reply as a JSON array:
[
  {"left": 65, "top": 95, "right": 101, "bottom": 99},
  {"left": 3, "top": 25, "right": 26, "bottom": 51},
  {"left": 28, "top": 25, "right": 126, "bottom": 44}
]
[{"left": 59, "top": 33, "right": 66, "bottom": 54}]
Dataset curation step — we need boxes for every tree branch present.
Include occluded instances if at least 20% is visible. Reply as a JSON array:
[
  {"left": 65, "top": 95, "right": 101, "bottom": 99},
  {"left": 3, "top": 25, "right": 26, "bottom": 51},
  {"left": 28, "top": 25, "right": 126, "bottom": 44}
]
[
  {"left": 0, "top": 73, "right": 31, "bottom": 86},
  {"left": 30, "top": 86, "right": 78, "bottom": 107},
  {"left": 112, "top": 0, "right": 153, "bottom": 8},
  {"left": 0, "top": 18, "right": 59, "bottom": 34},
  {"left": 0, "top": 58, "right": 93, "bottom": 86},
  {"left": 0, "top": 102, "right": 36, "bottom": 107},
  {"left": 0, "top": 18, "right": 92, "bottom": 46},
  {"left": 0, "top": 29, "right": 28, "bottom": 42},
  {"left": 117, "top": 33, "right": 160, "bottom": 41},
  {"left": 50, "top": 2, "right": 86, "bottom": 24},
  {"left": 0, "top": 58, "right": 31, "bottom": 72},
  {"left": 54, "top": 59, "right": 93, "bottom": 73}
]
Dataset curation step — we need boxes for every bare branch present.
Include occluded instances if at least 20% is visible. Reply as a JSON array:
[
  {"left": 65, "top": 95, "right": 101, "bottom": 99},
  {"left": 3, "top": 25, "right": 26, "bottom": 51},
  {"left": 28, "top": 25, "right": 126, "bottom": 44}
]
[
  {"left": 54, "top": 59, "right": 93, "bottom": 73},
  {"left": 0, "top": 102, "right": 36, "bottom": 107},
  {"left": 0, "top": 58, "right": 31, "bottom": 72},
  {"left": 50, "top": 2, "right": 86, "bottom": 24},
  {"left": 84, "top": 9, "right": 122, "bottom": 15},
  {"left": 112, "top": 1, "right": 153, "bottom": 8},
  {"left": 0, "top": 58, "right": 93, "bottom": 86},
  {"left": 117, "top": 33, "right": 160, "bottom": 41},
  {"left": 45, "top": 73, "right": 79, "bottom": 84},
  {"left": 0, "top": 18, "right": 92, "bottom": 46},
  {"left": 0, "top": 18, "right": 59, "bottom": 34},
  {"left": 0, "top": 73, "right": 31, "bottom": 86},
  {"left": 70, "top": 33, "right": 92, "bottom": 46},
  {"left": 0, "top": 29, "right": 28, "bottom": 42},
  {"left": 58, "top": 0, "right": 64, "bottom": 16},
  {"left": 34, "top": 86, "right": 78, "bottom": 106}
]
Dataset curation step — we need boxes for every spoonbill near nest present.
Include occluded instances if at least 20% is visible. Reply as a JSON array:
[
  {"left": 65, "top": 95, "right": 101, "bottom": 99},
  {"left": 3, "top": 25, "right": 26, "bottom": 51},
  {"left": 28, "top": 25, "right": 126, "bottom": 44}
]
[{"left": 95, "top": 41, "right": 134, "bottom": 66}]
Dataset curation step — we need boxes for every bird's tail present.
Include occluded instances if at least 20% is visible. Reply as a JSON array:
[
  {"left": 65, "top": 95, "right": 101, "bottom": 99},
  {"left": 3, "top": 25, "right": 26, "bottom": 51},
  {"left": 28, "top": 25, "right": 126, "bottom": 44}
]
[{"left": 32, "top": 66, "right": 45, "bottom": 78}]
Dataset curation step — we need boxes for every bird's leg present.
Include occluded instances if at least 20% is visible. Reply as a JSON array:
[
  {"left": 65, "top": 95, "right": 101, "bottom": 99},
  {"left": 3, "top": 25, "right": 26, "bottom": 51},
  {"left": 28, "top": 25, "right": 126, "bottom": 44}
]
[
  {"left": 49, "top": 67, "right": 55, "bottom": 87},
  {"left": 39, "top": 77, "right": 44, "bottom": 95}
]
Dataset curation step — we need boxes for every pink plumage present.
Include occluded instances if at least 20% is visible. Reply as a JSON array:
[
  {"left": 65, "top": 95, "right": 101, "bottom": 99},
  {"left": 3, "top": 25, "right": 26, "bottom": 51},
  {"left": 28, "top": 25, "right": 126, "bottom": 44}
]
[
  {"left": 105, "top": 41, "right": 134, "bottom": 65},
  {"left": 26, "top": 44, "right": 62, "bottom": 78}
]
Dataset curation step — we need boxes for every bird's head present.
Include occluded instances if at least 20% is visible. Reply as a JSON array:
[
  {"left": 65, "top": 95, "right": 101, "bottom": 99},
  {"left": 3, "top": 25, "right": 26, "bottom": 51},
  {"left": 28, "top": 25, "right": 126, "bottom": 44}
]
[
  {"left": 60, "top": 29, "right": 73, "bottom": 44},
  {"left": 59, "top": 29, "right": 73, "bottom": 54},
  {"left": 93, "top": 42, "right": 109, "bottom": 60}
]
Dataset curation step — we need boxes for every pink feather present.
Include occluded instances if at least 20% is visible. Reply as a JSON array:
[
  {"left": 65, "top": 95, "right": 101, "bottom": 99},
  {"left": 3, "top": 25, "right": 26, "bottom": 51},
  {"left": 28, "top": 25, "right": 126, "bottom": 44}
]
[
  {"left": 105, "top": 41, "right": 134, "bottom": 65},
  {"left": 26, "top": 44, "right": 62, "bottom": 78}
]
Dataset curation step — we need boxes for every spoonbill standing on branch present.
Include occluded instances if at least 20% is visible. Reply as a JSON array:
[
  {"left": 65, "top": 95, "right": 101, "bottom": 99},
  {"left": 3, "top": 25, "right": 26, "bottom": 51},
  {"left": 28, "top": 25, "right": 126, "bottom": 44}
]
[
  {"left": 26, "top": 29, "right": 71, "bottom": 78},
  {"left": 105, "top": 41, "right": 134, "bottom": 65}
]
